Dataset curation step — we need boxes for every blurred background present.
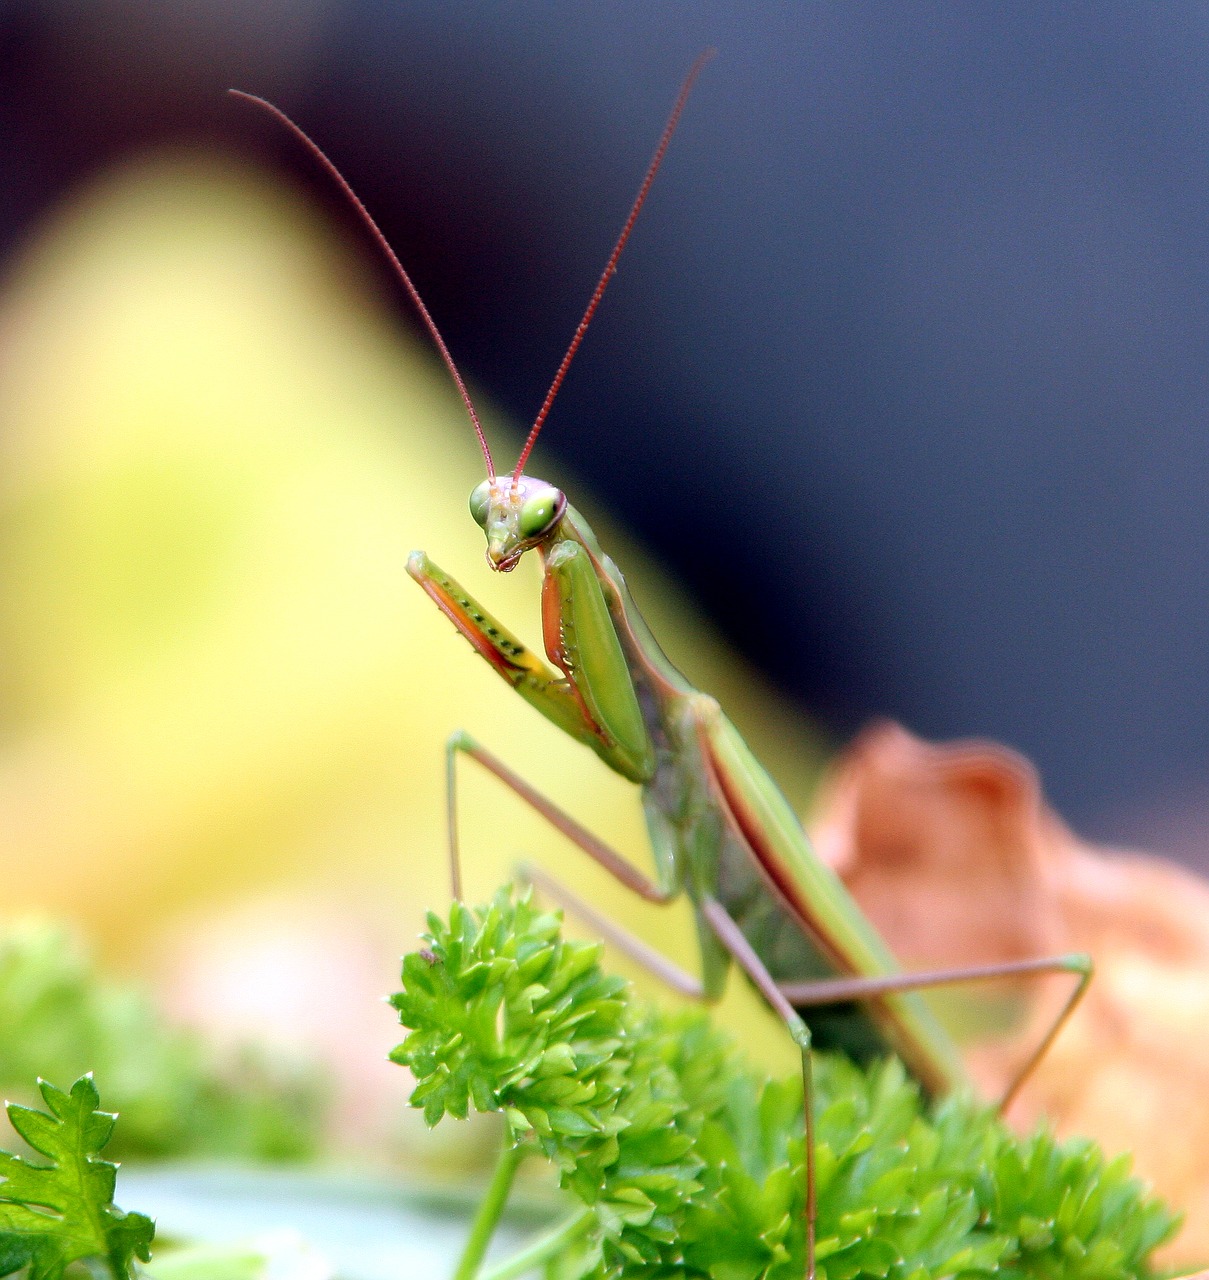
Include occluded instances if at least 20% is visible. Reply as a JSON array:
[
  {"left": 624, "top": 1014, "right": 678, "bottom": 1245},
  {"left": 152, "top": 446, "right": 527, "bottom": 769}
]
[{"left": 1, "top": 0, "right": 1209, "bottom": 1152}]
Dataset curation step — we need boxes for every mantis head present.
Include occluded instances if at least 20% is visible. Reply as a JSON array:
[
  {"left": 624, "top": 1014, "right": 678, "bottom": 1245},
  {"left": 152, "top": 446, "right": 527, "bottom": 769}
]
[
  {"left": 231, "top": 56, "right": 708, "bottom": 576},
  {"left": 469, "top": 476, "right": 567, "bottom": 572}
]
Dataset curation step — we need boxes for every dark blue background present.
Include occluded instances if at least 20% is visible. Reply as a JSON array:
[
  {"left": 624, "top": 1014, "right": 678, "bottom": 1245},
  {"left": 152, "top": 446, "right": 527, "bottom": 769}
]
[{"left": 3, "top": 3, "right": 1208, "bottom": 857}]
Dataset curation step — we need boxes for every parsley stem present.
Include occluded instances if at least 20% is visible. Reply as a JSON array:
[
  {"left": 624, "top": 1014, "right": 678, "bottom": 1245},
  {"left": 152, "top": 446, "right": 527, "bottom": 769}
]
[
  {"left": 451, "top": 1139, "right": 527, "bottom": 1280},
  {"left": 478, "top": 1207, "right": 594, "bottom": 1280}
]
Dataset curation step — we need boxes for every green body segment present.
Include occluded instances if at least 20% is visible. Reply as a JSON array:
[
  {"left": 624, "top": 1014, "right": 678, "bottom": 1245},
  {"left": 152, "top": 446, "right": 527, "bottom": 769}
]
[
  {"left": 696, "top": 705, "right": 966, "bottom": 1093},
  {"left": 410, "top": 499, "right": 970, "bottom": 1097}
]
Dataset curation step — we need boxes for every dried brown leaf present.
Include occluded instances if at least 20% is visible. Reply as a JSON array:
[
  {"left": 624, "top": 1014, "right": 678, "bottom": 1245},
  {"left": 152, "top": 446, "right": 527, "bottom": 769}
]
[{"left": 809, "top": 720, "right": 1209, "bottom": 1268}]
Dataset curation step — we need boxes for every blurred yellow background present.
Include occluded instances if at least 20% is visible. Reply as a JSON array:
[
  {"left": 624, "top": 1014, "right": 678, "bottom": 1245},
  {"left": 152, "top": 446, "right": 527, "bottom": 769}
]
[{"left": 0, "top": 149, "right": 827, "bottom": 1131}]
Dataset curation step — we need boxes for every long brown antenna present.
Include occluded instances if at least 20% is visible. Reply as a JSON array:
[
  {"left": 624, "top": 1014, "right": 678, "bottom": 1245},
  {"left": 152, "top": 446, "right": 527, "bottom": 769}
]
[
  {"left": 229, "top": 89, "right": 496, "bottom": 479},
  {"left": 511, "top": 49, "right": 715, "bottom": 486}
]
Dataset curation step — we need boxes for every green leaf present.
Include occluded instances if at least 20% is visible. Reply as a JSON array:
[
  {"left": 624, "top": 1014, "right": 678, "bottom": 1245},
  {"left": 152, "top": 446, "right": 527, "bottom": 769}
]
[{"left": 0, "top": 1074, "right": 154, "bottom": 1279}]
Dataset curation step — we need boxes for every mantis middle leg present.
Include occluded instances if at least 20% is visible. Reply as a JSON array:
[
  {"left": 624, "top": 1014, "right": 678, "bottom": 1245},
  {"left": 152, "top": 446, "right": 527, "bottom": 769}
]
[{"left": 444, "top": 729, "right": 676, "bottom": 905}]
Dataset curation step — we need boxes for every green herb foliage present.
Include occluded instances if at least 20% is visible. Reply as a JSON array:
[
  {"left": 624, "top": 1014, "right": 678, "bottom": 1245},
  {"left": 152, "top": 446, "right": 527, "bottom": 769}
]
[
  {"left": 0, "top": 1075, "right": 154, "bottom": 1280},
  {"left": 392, "top": 889, "right": 1178, "bottom": 1280},
  {"left": 0, "top": 920, "right": 325, "bottom": 1161}
]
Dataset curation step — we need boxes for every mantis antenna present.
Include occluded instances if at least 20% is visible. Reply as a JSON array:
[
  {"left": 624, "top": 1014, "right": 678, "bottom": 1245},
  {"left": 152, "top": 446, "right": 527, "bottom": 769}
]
[
  {"left": 511, "top": 48, "right": 715, "bottom": 488},
  {"left": 228, "top": 88, "right": 497, "bottom": 480},
  {"left": 232, "top": 49, "right": 714, "bottom": 487}
]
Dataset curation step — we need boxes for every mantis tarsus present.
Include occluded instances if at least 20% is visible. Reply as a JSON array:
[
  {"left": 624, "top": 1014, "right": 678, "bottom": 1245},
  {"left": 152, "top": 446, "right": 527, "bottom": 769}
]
[{"left": 234, "top": 56, "right": 1093, "bottom": 1280}]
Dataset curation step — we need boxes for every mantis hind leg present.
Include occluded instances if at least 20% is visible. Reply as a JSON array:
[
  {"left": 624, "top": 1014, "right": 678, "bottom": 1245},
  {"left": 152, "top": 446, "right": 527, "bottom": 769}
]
[{"left": 779, "top": 952, "right": 1093, "bottom": 1114}]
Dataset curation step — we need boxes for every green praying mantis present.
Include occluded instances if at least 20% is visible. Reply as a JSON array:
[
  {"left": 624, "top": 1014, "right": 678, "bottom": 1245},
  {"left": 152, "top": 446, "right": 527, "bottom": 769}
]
[{"left": 234, "top": 56, "right": 1093, "bottom": 1280}]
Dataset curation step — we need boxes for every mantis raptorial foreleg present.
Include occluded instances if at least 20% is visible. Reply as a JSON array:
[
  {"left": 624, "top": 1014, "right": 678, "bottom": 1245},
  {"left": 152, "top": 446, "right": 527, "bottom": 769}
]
[{"left": 413, "top": 555, "right": 605, "bottom": 752}]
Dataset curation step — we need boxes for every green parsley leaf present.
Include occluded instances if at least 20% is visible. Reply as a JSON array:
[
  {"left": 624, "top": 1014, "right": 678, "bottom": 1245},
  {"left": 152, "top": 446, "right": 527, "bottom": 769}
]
[{"left": 0, "top": 1074, "right": 154, "bottom": 1280}]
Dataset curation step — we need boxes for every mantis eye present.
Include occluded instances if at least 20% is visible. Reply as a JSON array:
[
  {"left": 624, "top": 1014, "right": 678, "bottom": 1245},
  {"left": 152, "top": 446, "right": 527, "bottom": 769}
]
[
  {"left": 518, "top": 492, "right": 560, "bottom": 539},
  {"left": 469, "top": 480, "right": 492, "bottom": 527}
]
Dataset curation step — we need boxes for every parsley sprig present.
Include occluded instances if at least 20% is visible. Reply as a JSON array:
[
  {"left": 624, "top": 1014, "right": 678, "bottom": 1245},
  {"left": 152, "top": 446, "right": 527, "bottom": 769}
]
[{"left": 392, "top": 888, "right": 1177, "bottom": 1280}]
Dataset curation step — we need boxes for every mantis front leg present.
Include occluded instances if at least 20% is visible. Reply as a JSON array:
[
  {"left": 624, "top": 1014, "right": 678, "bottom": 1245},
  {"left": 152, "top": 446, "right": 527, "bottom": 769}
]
[
  {"left": 409, "top": 546, "right": 655, "bottom": 779},
  {"left": 408, "top": 552, "right": 600, "bottom": 751},
  {"left": 413, "top": 545, "right": 673, "bottom": 903}
]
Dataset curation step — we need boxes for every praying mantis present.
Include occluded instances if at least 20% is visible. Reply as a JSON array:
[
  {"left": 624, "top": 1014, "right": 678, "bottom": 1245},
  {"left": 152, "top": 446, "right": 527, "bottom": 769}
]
[{"left": 234, "top": 55, "right": 1093, "bottom": 1280}]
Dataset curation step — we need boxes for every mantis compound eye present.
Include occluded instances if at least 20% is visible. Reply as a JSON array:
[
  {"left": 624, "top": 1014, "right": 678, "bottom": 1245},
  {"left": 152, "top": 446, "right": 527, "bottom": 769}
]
[
  {"left": 469, "top": 480, "right": 492, "bottom": 527},
  {"left": 518, "top": 490, "right": 562, "bottom": 539}
]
